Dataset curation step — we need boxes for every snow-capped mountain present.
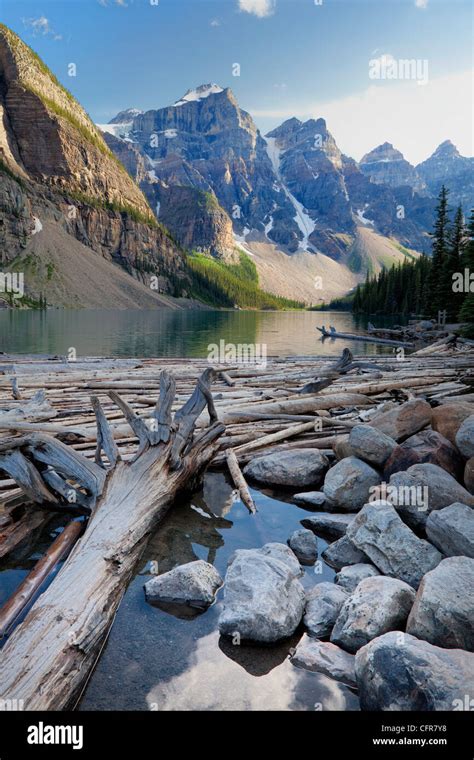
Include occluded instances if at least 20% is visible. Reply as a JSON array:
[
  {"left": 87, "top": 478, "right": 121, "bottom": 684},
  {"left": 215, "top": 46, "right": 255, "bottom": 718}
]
[
  {"left": 100, "top": 83, "right": 471, "bottom": 271},
  {"left": 416, "top": 140, "right": 474, "bottom": 209}
]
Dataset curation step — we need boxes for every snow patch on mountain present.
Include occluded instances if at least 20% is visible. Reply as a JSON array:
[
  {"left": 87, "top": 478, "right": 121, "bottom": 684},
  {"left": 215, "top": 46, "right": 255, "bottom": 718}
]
[
  {"left": 97, "top": 122, "right": 133, "bottom": 140},
  {"left": 264, "top": 136, "right": 316, "bottom": 252},
  {"left": 174, "top": 84, "right": 224, "bottom": 107}
]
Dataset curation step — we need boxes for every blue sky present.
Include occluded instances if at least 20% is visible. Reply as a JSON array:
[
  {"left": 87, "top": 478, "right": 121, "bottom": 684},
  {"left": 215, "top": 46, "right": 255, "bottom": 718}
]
[{"left": 1, "top": 0, "right": 472, "bottom": 163}]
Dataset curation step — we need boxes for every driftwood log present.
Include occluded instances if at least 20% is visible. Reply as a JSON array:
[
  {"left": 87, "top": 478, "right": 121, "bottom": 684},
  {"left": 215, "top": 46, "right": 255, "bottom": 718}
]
[{"left": 0, "top": 368, "right": 225, "bottom": 710}]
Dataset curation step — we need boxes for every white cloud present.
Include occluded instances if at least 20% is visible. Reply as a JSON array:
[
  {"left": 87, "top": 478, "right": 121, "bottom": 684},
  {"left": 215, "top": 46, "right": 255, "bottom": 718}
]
[
  {"left": 22, "top": 16, "right": 62, "bottom": 40},
  {"left": 253, "top": 69, "right": 473, "bottom": 165},
  {"left": 210, "top": 19, "right": 221, "bottom": 27},
  {"left": 415, "top": 0, "right": 429, "bottom": 8},
  {"left": 238, "top": 0, "right": 276, "bottom": 18},
  {"left": 98, "top": 0, "right": 129, "bottom": 6}
]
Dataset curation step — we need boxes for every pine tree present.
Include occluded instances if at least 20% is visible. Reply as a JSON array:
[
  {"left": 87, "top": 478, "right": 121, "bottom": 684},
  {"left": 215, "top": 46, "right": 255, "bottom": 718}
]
[
  {"left": 444, "top": 206, "right": 465, "bottom": 319},
  {"left": 428, "top": 185, "right": 450, "bottom": 317}
]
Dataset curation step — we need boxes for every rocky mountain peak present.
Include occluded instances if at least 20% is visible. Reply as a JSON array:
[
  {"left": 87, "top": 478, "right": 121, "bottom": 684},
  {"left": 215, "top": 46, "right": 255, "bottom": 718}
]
[
  {"left": 173, "top": 83, "right": 225, "bottom": 106},
  {"left": 109, "top": 108, "right": 144, "bottom": 124},
  {"left": 430, "top": 140, "right": 461, "bottom": 159},
  {"left": 360, "top": 142, "right": 406, "bottom": 165}
]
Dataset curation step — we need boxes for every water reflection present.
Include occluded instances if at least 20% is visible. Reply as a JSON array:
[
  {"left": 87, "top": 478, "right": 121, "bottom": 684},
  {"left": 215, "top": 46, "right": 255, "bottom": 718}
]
[
  {"left": 79, "top": 472, "right": 357, "bottom": 711},
  {"left": 0, "top": 308, "right": 400, "bottom": 358}
]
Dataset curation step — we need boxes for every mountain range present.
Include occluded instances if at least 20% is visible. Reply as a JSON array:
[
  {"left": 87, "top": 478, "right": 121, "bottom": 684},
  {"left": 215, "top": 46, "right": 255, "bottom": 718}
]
[
  {"left": 0, "top": 25, "right": 472, "bottom": 309},
  {"left": 99, "top": 82, "right": 473, "bottom": 304}
]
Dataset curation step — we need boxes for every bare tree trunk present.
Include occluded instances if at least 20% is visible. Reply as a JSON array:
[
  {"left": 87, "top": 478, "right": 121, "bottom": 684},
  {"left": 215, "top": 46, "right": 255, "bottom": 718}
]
[{"left": 0, "top": 369, "right": 225, "bottom": 710}]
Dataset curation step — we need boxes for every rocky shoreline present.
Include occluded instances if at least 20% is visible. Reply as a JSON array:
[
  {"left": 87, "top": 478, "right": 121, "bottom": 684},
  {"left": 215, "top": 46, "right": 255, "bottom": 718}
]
[{"left": 145, "top": 394, "right": 474, "bottom": 711}]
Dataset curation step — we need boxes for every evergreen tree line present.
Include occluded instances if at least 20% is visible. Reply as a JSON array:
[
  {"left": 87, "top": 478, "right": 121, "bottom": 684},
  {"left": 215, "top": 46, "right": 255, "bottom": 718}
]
[{"left": 352, "top": 187, "right": 474, "bottom": 336}]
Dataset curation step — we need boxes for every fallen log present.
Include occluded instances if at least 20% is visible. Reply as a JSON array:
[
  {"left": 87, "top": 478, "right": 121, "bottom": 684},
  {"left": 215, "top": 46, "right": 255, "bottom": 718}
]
[
  {"left": 0, "top": 519, "right": 83, "bottom": 639},
  {"left": 0, "top": 368, "right": 225, "bottom": 710},
  {"left": 225, "top": 450, "right": 256, "bottom": 514},
  {"left": 317, "top": 325, "right": 414, "bottom": 347}
]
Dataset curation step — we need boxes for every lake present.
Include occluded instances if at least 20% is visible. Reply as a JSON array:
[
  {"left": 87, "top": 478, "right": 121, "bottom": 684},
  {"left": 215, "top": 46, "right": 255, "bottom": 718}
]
[{"left": 0, "top": 308, "right": 401, "bottom": 358}]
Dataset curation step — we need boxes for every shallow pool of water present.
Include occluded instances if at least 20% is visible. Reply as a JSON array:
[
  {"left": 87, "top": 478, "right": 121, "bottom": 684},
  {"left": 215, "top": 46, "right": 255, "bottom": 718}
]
[{"left": 76, "top": 472, "right": 359, "bottom": 712}]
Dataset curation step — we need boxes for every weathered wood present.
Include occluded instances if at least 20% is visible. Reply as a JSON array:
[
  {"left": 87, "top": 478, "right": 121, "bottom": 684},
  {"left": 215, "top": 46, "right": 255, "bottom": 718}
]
[
  {"left": 0, "top": 370, "right": 225, "bottom": 710},
  {"left": 0, "top": 520, "right": 83, "bottom": 639},
  {"left": 225, "top": 449, "right": 256, "bottom": 514},
  {"left": 317, "top": 325, "right": 414, "bottom": 347},
  {"left": 91, "top": 396, "right": 120, "bottom": 468}
]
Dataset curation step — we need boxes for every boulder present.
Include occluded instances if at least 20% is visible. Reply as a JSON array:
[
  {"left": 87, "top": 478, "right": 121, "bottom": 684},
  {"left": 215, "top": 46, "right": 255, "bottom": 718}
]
[
  {"left": 323, "top": 457, "right": 380, "bottom": 512},
  {"left": 333, "top": 436, "right": 354, "bottom": 461},
  {"left": 291, "top": 634, "right": 357, "bottom": 687},
  {"left": 301, "top": 513, "right": 354, "bottom": 541},
  {"left": 303, "top": 582, "right": 349, "bottom": 638},
  {"left": 335, "top": 563, "right": 381, "bottom": 593},
  {"left": 355, "top": 631, "right": 474, "bottom": 710},
  {"left": 456, "top": 415, "right": 474, "bottom": 459},
  {"left": 426, "top": 503, "right": 474, "bottom": 558},
  {"left": 370, "top": 398, "right": 432, "bottom": 442},
  {"left": 349, "top": 425, "right": 397, "bottom": 467},
  {"left": 144, "top": 560, "right": 222, "bottom": 609},
  {"left": 331, "top": 576, "right": 415, "bottom": 654},
  {"left": 243, "top": 449, "right": 328, "bottom": 489},
  {"left": 293, "top": 491, "right": 327, "bottom": 509},
  {"left": 407, "top": 557, "right": 474, "bottom": 651},
  {"left": 218, "top": 543, "right": 305, "bottom": 643},
  {"left": 322, "top": 535, "right": 370, "bottom": 571},
  {"left": 389, "top": 462, "right": 474, "bottom": 530},
  {"left": 383, "top": 429, "right": 462, "bottom": 480},
  {"left": 465, "top": 457, "right": 474, "bottom": 494},
  {"left": 432, "top": 401, "right": 474, "bottom": 446},
  {"left": 288, "top": 528, "right": 318, "bottom": 565},
  {"left": 347, "top": 500, "right": 442, "bottom": 588}
]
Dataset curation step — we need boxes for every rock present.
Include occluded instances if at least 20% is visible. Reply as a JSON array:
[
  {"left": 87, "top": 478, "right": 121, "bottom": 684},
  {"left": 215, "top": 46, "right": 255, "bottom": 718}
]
[
  {"left": 388, "top": 462, "right": 474, "bottom": 530},
  {"left": 293, "top": 491, "right": 327, "bottom": 509},
  {"left": 465, "top": 457, "right": 474, "bottom": 493},
  {"left": 301, "top": 513, "right": 354, "bottom": 541},
  {"left": 333, "top": 437, "right": 354, "bottom": 461},
  {"left": 322, "top": 535, "right": 370, "bottom": 571},
  {"left": 355, "top": 631, "right": 474, "bottom": 710},
  {"left": 426, "top": 503, "right": 474, "bottom": 558},
  {"left": 144, "top": 560, "right": 222, "bottom": 608},
  {"left": 254, "top": 542, "right": 302, "bottom": 577},
  {"left": 288, "top": 529, "right": 318, "bottom": 565},
  {"left": 331, "top": 577, "right": 415, "bottom": 654},
  {"left": 431, "top": 402, "right": 474, "bottom": 446},
  {"left": 291, "top": 634, "right": 357, "bottom": 687},
  {"left": 383, "top": 429, "right": 463, "bottom": 480},
  {"left": 456, "top": 415, "right": 474, "bottom": 459},
  {"left": 303, "top": 582, "right": 349, "bottom": 638},
  {"left": 323, "top": 457, "right": 380, "bottom": 512},
  {"left": 349, "top": 425, "right": 397, "bottom": 467},
  {"left": 243, "top": 449, "right": 328, "bottom": 489},
  {"left": 335, "top": 563, "right": 381, "bottom": 593},
  {"left": 347, "top": 501, "right": 442, "bottom": 588},
  {"left": 370, "top": 398, "right": 432, "bottom": 442},
  {"left": 218, "top": 543, "right": 305, "bottom": 642},
  {"left": 407, "top": 557, "right": 474, "bottom": 651}
]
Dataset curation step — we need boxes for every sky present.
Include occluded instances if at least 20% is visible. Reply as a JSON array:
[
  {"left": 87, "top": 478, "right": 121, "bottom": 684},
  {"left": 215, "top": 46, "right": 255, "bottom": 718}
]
[{"left": 1, "top": 0, "right": 472, "bottom": 164}]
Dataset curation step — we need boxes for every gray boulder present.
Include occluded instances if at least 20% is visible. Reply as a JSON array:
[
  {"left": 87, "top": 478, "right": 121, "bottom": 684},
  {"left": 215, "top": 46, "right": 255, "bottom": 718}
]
[
  {"left": 291, "top": 634, "right": 357, "bottom": 687},
  {"left": 347, "top": 500, "right": 442, "bottom": 588},
  {"left": 243, "top": 449, "right": 328, "bottom": 489},
  {"left": 288, "top": 528, "right": 318, "bottom": 565},
  {"left": 407, "top": 557, "right": 474, "bottom": 651},
  {"left": 144, "top": 560, "right": 222, "bottom": 608},
  {"left": 426, "top": 503, "right": 474, "bottom": 558},
  {"left": 218, "top": 543, "right": 305, "bottom": 643},
  {"left": 370, "top": 398, "right": 432, "bottom": 441},
  {"left": 456, "top": 415, "right": 474, "bottom": 459},
  {"left": 303, "top": 582, "right": 349, "bottom": 638},
  {"left": 389, "top": 462, "right": 474, "bottom": 531},
  {"left": 323, "top": 457, "right": 380, "bottom": 512},
  {"left": 322, "top": 534, "right": 370, "bottom": 571},
  {"left": 301, "top": 513, "right": 354, "bottom": 541},
  {"left": 356, "top": 631, "right": 474, "bottom": 710},
  {"left": 331, "top": 576, "right": 415, "bottom": 653},
  {"left": 335, "top": 563, "right": 381, "bottom": 593},
  {"left": 349, "top": 425, "right": 397, "bottom": 467},
  {"left": 293, "top": 491, "right": 327, "bottom": 509}
]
